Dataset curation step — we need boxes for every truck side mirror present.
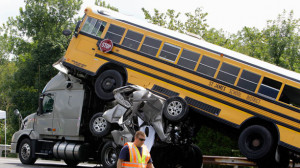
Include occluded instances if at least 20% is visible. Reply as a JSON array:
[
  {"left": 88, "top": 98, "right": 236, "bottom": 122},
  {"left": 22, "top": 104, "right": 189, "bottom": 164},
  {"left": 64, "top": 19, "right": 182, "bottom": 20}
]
[
  {"left": 38, "top": 96, "right": 44, "bottom": 115},
  {"left": 14, "top": 109, "right": 20, "bottom": 116}
]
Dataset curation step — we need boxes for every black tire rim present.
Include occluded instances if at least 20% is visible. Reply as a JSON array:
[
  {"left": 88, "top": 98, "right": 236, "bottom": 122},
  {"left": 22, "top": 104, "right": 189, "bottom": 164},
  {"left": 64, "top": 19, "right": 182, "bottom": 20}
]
[
  {"left": 104, "top": 146, "right": 117, "bottom": 166},
  {"left": 101, "top": 77, "right": 116, "bottom": 92},
  {"left": 245, "top": 133, "right": 264, "bottom": 151}
]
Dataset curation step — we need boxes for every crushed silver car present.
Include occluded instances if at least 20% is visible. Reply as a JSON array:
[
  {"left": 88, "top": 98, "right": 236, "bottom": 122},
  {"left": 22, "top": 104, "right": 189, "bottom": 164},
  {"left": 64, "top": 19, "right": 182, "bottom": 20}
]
[{"left": 89, "top": 85, "right": 203, "bottom": 168}]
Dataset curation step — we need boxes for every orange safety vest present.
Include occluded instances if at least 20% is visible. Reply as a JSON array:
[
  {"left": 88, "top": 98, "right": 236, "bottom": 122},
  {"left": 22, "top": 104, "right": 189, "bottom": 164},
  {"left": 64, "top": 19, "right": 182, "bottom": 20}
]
[{"left": 121, "top": 142, "right": 151, "bottom": 168}]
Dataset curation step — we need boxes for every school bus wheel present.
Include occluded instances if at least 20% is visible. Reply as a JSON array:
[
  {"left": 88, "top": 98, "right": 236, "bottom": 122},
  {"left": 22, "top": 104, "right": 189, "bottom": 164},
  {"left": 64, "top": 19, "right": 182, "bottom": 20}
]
[
  {"left": 238, "top": 125, "right": 275, "bottom": 161},
  {"left": 163, "top": 97, "right": 189, "bottom": 122},
  {"left": 95, "top": 70, "right": 124, "bottom": 101}
]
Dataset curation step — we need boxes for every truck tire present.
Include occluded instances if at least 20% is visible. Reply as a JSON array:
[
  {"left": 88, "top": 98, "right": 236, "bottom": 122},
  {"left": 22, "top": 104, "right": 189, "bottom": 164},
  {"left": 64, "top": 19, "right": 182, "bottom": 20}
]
[
  {"left": 275, "top": 146, "right": 290, "bottom": 168},
  {"left": 189, "top": 144, "right": 203, "bottom": 168},
  {"left": 89, "top": 112, "right": 111, "bottom": 137},
  {"left": 163, "top": 97, "right": 189, "bottom": 122},
  {"left": 101, "top": 141, "right": 119, "bottom": 168},
  {"left": 238, "top": 125, "right": 275, "bottom": 161},
  {"left": 64, "top": 159, "right": 79, "bottom": 167},
  {"left": 19, "top": 138, "right": 37, "bottom": 165},
  {"left": 95, "top": 70, "right": 123, "bottom": 101}
]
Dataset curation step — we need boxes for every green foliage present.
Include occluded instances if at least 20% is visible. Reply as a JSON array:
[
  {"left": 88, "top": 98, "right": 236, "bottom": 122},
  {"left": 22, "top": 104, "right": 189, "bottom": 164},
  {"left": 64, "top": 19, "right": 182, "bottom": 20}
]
[
  {"left": 142, "top": 7, "right": 208, "bottom": 36},
  {"left": 95, "top": 0, "right": 119, "bottom": 12},
  {"left": 195, "top": 126, "right": 238, "bottom": 156},
  {"left": 264, "top": 10, "right": 300, "bottom": 71}
]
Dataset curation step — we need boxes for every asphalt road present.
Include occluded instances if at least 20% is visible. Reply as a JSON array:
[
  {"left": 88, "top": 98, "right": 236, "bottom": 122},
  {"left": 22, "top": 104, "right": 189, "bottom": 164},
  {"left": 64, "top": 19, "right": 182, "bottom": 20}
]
[{"left": 0, "top": 158, "right": 101, "bottom": 168}]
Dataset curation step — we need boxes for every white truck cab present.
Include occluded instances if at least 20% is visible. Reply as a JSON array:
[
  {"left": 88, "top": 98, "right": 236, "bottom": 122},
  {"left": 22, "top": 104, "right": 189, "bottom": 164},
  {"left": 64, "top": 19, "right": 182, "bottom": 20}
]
[{"left": 11, "top": 72, "right": 104, "bottom": 166}]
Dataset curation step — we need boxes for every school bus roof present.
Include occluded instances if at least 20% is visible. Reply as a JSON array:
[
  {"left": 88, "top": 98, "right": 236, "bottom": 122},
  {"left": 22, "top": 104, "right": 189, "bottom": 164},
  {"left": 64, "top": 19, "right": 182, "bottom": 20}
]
[{"left": 91, "top": 7, "right": 300, "bottom": 83}]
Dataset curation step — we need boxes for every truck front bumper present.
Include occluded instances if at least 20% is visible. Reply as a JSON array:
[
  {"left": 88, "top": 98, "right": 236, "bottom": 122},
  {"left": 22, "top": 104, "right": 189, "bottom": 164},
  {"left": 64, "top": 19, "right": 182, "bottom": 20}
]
[{"left": 10, "top": 142, "right": 17, "bottom": 153}]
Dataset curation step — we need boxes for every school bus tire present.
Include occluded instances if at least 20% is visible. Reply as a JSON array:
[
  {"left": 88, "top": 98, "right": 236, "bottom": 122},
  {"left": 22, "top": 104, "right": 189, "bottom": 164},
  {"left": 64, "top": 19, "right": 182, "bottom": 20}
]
[
  {"left": 163, "top": 97, "right": 189, "bottom": 122},
  {"left": 238, "top": 125, "right": 275, "bottom": 161},
  {"left": 95, "top": 70, "right": 124, "bottom": 101}
]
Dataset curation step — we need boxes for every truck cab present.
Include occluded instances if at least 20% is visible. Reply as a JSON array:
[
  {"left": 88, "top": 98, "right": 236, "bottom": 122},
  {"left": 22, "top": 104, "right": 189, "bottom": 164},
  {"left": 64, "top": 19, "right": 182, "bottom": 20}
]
[{"left": 10, "top": 72, "right": 105, "bottom": 166}]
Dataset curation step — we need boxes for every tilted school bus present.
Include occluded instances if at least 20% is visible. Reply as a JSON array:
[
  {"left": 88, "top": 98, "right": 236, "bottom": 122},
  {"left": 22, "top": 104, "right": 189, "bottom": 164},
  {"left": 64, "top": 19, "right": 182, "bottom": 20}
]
[{"left": 61, "top": 6, "right": 300, "bottom": 166}]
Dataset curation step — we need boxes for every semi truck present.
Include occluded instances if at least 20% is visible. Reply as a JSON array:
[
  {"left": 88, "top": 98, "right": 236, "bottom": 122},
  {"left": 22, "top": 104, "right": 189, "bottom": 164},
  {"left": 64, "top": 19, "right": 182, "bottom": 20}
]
[{"left": 10, "top": 71, "right": 203, "bottom": 168}]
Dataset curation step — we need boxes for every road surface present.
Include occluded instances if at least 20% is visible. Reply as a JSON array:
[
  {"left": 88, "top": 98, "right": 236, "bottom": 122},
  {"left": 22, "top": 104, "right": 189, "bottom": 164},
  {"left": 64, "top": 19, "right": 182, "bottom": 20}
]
[{"left": 0, "top": 157, "right": 101, "bottom": 168}]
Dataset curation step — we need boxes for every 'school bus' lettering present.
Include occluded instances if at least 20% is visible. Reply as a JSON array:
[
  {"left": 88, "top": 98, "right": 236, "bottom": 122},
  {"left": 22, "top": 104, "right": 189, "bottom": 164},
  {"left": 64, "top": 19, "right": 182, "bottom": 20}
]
[
  {"left": 246, "top": 95, "right": 261, "bottom": 105},
  {"left": 229, "top": 89, "right": 242, "bottom": 98},
  {"left": 61, "top": 7, "right": 300, "bottom": 160}
]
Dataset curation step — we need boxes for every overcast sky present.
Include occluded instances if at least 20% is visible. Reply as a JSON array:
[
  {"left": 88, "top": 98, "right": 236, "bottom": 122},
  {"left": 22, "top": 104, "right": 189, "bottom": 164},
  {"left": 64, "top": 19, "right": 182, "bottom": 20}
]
[{"left": 1, "top": 0, "right": 300, "bottom": 34}]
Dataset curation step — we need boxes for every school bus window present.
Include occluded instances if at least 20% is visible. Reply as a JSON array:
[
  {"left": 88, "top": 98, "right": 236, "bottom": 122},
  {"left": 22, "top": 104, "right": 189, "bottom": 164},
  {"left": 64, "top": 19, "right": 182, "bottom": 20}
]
[
  {"left": 217, "top": 63, "right": 240, "bottom": 85},
  {"left": 237, "top": 70, "right": 261, "bottom": 92},
  {"left": 197, "top": 56, "right": 220, "bottom": 77},
  {"left": 81, "top": 17, "right": 107, "bottom": 37},
  {"left": 177, "top": 49, "right": 200, "bottom": 70},
  {"left": 140, "top": 36, "right": 162, "bottom": 57},
  {"left": 104, "top": 24, "right": 125, "bottom": 43},
  {"left": 122, "top": 30, "right": 143, "bottom": 50},
  {"left": 258, "top": 77, "right": 282, "bottom": 99},
  {"left": 159, "top": 43, "right": 181, "bottom": 62},
  {"left": 279, "top": 85, "right": 300, "bottom": 107}
]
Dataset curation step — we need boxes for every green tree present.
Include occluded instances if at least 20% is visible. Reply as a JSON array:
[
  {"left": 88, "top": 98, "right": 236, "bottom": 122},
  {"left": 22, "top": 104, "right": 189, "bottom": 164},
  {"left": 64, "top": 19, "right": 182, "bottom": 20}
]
[
  {"left": 264, "top": 10, "right": 300, "bottom": 71},
  {"left": 233, "top": 27, "right": 269, "bottom": 61},
  {"left": 142, "top": 7, "right": 208, "bottom": 36},
  {"left": 11, "top": 0, "right": 82, "bottom": 113},
  {"left": 95, "top": 0, "right": 119, "bottom": 11}
]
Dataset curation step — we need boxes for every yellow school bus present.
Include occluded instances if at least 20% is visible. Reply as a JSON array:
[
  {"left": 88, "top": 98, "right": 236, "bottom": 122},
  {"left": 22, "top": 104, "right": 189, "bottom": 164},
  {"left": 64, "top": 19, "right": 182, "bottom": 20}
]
[{"left": 62, "top": 7, "right": 300, "bottom": 165}]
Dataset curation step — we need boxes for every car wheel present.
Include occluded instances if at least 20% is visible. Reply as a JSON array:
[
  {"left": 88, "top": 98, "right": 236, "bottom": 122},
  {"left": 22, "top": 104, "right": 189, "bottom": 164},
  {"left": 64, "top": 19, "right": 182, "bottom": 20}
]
[
  {"left": 95, "top": 70, "right": 123, "bottom": 101},
  {"left": 64, "top": 159, "right": 79, "bottom": 167},
  {"left": 101, "top": 141, "right": 119, "bottom": 168},
  {"left": 238, "top": 125, "right": 275, "bottom": 161},
  {"left": 163, "top": 97, "right": 189, "bottom": 122},
  {"left": 89, "top": 112, "right": 111, "bottom": 137},
  {"left": 19, "top": 138, "right": 37, "bottom": 165}
]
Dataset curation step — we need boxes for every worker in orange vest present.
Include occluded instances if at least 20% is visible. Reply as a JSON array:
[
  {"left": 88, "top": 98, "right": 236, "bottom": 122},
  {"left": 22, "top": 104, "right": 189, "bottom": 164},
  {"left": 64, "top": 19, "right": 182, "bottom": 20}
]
[{"left": 117, "top": 131, "right": 154, "bottom": 168}]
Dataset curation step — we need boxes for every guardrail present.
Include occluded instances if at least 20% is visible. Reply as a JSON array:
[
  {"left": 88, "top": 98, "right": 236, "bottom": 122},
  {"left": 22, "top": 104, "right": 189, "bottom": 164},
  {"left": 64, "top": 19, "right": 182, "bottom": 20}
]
[
  {"left": 0, "top": 145, "right": 299, "bottom": 167},
  {"left": 0, "top": 144, "right": 11, "bottom": 157},
  {"left": 203, "top": 155, "right": 300, "bottom": 168}
]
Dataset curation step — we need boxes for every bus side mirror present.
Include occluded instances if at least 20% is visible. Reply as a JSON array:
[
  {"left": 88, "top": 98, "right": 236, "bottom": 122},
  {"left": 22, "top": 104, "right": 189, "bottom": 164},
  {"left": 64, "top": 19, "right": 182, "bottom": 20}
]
[
  {"left": 62, "top": 29, "right": 72, "bottom": 36},
  {"left": 38, "top": 96, "right": 44, "bottom": 115},
  {"left": 74, "top": 21, "right": 82, "bottom": 38},
  {"left": 75, "top": 21, "right": 82, "bottom": 32}
]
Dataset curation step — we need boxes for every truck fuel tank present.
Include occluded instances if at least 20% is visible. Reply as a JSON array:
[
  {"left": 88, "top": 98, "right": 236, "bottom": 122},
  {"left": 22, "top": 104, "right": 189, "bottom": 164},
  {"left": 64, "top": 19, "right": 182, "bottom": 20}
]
[{"left": 53, "top": 142, "right": 89, "bottom": 161}]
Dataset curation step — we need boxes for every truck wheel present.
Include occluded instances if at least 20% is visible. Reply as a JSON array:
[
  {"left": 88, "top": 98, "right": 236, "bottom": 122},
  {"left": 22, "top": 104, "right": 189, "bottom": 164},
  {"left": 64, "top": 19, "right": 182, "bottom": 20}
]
[
  {"left": 238, "top": 125, "right": 275, "bottom": 161},
  {"left": 101, "top": 141, "right": 119, "bottom": 168},
  {"left": 95, "top": 70, "right": 124, "bottom": 101},
  {"left": 274, "top": 146, "right": 290, "bottom": 168},
  {"left": 89, "top": 112, "right": 111, "bottom": 137},
  {"left": 163, "top": 97, "right": 189, "bottom": 122},
  {"left": 64, "top": 159, "right": 79, "bottom": 167},
  {"left": 19, "top": 138, "right": 37, "bottom": 165},
  {"left": 189, "top": 144, "right": 203, "bottom": 168}
]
